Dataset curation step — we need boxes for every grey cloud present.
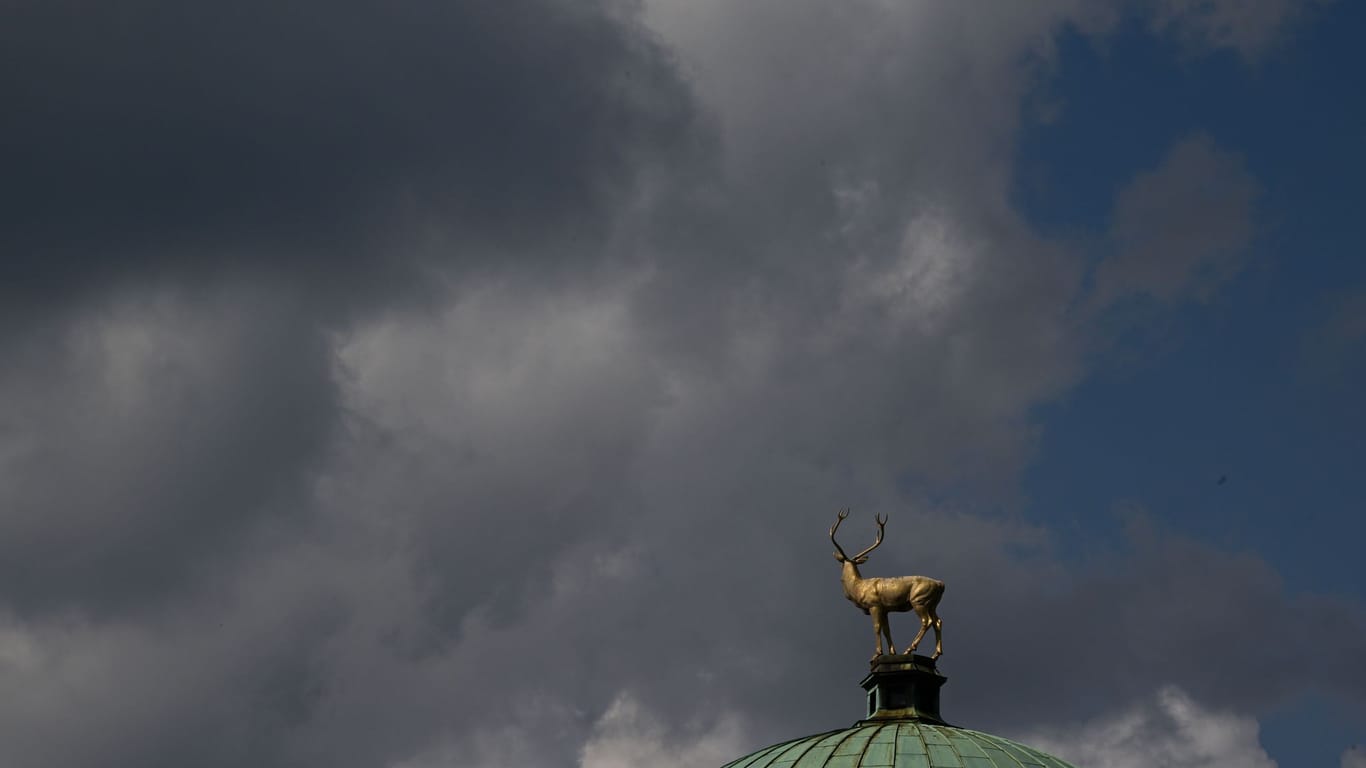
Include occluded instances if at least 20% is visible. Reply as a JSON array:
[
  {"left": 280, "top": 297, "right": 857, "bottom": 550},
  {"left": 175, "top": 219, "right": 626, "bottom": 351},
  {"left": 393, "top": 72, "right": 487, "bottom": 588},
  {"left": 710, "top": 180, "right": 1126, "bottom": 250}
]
[
  {"left": 1148, "top": 0, "right": 1331, "bottom": 60},
  {"left": 631, "top": 0, "right": 1095, "bottom": 495},
  {"left": 0, "top": 539, "right": 352, "bottom": 768},
  {"left": 1091, "top": 134, "right": 1260, "bottom": 309},
  {"left": 960, "top": 512, "right": 1366, "bottom": 729},
  {"left": 330, "top": 282, "right": 669, "bottom": 640},
  {"left": 1297, "top": 288, "right": 1366, "bottom": 392},
  {"left": 0, "top": 280, "right": 338, "bottom": 617}
]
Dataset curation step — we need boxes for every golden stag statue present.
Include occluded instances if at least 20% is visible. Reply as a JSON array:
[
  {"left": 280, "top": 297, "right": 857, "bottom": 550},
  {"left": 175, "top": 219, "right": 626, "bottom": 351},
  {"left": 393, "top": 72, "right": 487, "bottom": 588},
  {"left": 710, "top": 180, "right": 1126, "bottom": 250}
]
[{"left": 830, "top": 509, "right": 944, "bottom": 660}]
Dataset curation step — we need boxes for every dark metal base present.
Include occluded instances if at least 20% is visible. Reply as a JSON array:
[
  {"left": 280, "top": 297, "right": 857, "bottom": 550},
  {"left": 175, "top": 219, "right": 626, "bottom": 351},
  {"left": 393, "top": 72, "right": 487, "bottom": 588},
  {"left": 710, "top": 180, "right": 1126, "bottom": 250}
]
[{"left": 858, "top": 653, "right": 952, "bottom": 726}]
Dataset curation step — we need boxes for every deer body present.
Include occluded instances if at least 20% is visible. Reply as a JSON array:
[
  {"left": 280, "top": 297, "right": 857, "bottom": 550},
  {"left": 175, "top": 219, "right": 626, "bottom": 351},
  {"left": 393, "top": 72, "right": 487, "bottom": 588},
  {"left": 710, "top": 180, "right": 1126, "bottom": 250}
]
[
  {"left": 840, "top": 566, "right": 944, "bottom": 615},
  {"left": 831, "top": 510, "right": 944, "bottom": 660}
]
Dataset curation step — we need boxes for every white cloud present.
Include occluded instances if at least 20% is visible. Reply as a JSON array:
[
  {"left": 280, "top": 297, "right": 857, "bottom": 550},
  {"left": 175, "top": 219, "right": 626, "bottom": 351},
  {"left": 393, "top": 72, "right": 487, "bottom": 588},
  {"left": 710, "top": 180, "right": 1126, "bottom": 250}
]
[
  {"left": 1025, "top": 686, "right": 1277, "bottom": 768},
  {"left": 579, "top": 693, "right": 747, "bottom": 768},
  {"left": 1342, "top": 745, "right": 1366, "bottom": 768}
]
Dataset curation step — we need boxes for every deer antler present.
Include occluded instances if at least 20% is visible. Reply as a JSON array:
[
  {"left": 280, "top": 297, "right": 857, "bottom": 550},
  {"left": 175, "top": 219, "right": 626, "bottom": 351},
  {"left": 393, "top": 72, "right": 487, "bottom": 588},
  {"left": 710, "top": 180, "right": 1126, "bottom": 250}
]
[
  {"left": 830, "top": 508, "right": 853, "bottom": 561},
  {"left": 852, "top": 513, "right": 886, "bottom": 561}
]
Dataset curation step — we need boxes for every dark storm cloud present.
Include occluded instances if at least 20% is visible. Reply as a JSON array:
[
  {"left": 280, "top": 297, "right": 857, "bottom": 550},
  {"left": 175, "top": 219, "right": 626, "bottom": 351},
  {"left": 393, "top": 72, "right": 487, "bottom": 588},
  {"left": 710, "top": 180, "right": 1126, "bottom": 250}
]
[{"left": 1, "top": 0, "right": 700, "bottom": 315}]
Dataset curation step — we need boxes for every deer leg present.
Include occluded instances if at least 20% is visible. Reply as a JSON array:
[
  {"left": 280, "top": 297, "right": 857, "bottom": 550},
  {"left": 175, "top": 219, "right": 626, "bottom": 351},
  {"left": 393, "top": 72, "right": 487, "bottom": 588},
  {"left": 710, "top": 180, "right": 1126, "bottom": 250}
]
[
  {"left": 870, "top": 606, "right": 888, "bottom": 659},
  {"left": 929, "top": 605, "right": 943, "bottom": 660},
  {"left": 907, "top": 604, "right": 931, "bottom": 653}
]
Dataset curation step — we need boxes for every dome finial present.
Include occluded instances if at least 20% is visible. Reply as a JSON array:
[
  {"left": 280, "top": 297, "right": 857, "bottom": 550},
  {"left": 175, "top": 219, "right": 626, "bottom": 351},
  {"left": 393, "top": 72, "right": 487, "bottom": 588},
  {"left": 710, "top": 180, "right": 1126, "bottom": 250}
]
[{"left": 860, "top": 653, "right": 951, "bottom": 725}]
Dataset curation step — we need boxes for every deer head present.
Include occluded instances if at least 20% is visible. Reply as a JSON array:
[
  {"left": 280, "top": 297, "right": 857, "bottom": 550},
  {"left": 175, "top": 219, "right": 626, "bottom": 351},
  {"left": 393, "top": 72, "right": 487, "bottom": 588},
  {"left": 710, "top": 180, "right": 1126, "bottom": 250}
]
[{"left": 829, "top": 507, "right": 885, "bottom": 567}]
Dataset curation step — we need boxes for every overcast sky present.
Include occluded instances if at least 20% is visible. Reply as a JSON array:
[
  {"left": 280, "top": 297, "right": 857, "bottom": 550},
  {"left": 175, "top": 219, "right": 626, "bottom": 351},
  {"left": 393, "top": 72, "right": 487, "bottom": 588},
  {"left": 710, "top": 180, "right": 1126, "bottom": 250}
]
[{"left": 2, "top": 1, "right": 1364, "bottom": 767}]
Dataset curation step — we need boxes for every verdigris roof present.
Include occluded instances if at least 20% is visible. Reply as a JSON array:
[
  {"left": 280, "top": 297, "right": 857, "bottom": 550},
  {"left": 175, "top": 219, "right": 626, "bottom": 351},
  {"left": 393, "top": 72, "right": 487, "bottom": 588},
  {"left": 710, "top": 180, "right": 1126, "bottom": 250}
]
[{"left": 720, "top": 721, "right": 1077, "bottom": 768}]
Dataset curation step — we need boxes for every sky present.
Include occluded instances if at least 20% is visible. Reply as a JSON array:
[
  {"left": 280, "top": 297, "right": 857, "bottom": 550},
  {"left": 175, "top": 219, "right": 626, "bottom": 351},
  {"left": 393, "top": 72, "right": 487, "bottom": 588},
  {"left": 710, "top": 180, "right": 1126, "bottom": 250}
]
[{"left": 1, "top": 1, "right": 1363, "bottom": 767}]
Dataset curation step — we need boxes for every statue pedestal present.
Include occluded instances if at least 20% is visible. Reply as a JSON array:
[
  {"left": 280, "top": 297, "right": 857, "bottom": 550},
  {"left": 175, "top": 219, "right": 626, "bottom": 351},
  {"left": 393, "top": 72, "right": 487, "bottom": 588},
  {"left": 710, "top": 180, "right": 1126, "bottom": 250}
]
[{"left": 858, "top": 654, "right": 950, "bottom": 726}]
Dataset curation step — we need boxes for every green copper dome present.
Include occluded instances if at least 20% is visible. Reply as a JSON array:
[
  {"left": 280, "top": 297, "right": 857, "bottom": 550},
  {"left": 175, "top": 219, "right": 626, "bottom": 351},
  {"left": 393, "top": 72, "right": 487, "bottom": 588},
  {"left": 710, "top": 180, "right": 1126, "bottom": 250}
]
[
  {"left": 715, "top": 655, "right": 1079, "bottom": 768},
  {"left": 719, "top": 721, "right": 1077, "bottom": 768}
]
